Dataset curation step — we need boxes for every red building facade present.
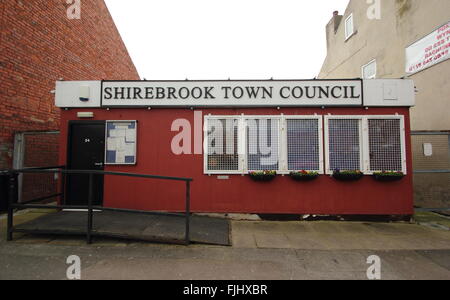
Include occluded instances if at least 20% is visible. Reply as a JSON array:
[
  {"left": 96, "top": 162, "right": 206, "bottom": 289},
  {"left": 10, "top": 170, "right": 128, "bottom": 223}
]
[{"left": 55, "top": 79, "right": 416, "bottom": 216}]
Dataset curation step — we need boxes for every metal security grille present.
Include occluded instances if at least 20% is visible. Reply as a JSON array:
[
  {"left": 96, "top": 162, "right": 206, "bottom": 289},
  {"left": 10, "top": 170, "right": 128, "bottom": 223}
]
[
  {"left": 13, "top": 131, "right": 60, "bottom": 203},
  {"left": 246, "top": 119, "right": 279, "bottom": 171},
  {"left": 206, "top": 119, "right": 239, "bottom": 171},
  {"left": 368, "top": 119, "right": 402, "bottom": 171},
  {"left": 287, "top": 119, "right": 320, "bottom": 171},
  {"left": 328, "top": 119, "right": 361, "bottom": 171}
]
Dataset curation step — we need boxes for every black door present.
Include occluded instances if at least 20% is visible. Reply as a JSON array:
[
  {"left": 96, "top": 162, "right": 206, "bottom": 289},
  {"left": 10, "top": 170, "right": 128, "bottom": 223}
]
[{"left": 66, "top": 121, "right": 105, "bottom": 206}]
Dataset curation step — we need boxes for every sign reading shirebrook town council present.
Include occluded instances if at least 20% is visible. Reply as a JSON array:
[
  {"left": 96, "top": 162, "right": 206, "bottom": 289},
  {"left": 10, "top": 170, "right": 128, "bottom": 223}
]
[{"left": 101, "top": 80, "right": 362, "bottom": 107}]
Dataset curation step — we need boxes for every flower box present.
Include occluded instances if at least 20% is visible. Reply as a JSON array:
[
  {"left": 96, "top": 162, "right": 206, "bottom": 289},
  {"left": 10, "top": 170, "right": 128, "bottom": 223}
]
[
  {"left": 249, "top": 170, "right": 277, "bottom": 182},
  {"left": 290, "top": 170, "right": 320, "bottom": 181},
  {"left": 332, "top": 170, "right": 364, "bottom": 181},
  {"left": 373, "top": 171, "right": 405, "bottom": 182}
]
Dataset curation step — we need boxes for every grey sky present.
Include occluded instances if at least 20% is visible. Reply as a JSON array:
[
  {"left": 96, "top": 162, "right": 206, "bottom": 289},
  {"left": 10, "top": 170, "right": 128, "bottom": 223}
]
[{"left": 105, "top": 0, "right": 350, "bottom": 80}]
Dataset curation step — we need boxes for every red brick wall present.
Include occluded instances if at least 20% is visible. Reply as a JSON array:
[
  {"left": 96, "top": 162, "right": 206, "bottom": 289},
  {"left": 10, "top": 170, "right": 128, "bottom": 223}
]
[
  {"left": 20, "top": 133, "right": 60, "bottom": 203},
  {"left": 0, "top": 0, "right": 139, "bottom": 169}
]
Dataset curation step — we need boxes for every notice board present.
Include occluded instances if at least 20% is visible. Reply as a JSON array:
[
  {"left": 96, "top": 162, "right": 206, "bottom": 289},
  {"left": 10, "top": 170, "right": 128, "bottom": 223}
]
[{"left": 105, "top": 121, "right": 137, "bottom": 165}]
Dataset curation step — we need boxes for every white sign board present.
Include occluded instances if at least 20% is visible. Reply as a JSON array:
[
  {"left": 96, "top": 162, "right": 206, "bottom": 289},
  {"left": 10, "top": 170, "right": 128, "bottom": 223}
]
[
  {"left": 406, "top": 21, "right": 450, "bottom": 74},
  {"left": 101, "top": 80, "right": 363, "bottom": 107}
]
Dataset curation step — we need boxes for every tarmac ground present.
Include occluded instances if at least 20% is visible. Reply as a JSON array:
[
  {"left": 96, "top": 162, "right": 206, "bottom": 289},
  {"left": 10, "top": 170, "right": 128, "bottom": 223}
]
[{"left": 0, "top": 209, "right": 449, "bottom": 280}]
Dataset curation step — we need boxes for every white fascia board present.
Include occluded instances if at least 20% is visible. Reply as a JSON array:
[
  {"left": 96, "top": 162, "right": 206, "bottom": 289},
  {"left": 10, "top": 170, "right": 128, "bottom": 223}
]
[
  {"left": 363, "top": 79, "right": 415, "bottom": 107},
  {"left": 55, "top": 79, "right": 415, "bottom": 108},
  {"left": 55, "top": 81, "right": 101, "bottom": 108}
]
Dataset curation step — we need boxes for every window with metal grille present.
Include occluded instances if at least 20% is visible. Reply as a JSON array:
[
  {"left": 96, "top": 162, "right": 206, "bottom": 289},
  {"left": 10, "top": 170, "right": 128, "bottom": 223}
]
[
  {"left": 368, "top": 119, "right": 403, "bottom": 172},
  {"left": 287, "top": 119, "right": 321, "bottom": 171},
  {"left": 327, "top": 118, "right": 361, "bottom": 172},
  {"left": 206, "top": 118, "right": 240, "bottom": 172},
  {"left": 246, "top": 118, "right": 280, "bottom": 171}
]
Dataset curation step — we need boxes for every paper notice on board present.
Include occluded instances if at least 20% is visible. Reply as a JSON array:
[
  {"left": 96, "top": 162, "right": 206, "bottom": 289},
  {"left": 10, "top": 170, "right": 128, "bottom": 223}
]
[
  {"left": 116, "top": 129, "right": 126, "bottom": 137},
  {"left": 125, "top": 129, "right": 135, "bottom": 142},
  {"left": 124, "top": 143, "right": 135, "bottom": 156},
  {"left": 116, "top": 151, "right": 125, "bottom": 163},
  {"left": 110, "top": 129, "right": 125, "bottom": 137},
  {"left": 107, "top": 138, "right": 117, "bottom": 151},
  {"left": 116, "top": 137, "right": 126, "bottom": 151}
]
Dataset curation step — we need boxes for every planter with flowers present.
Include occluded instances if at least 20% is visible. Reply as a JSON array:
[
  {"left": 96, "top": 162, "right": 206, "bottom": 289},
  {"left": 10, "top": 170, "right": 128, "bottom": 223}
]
[
  {"left": 373, "top": 171, "right": 405, "bottom": 182},
  {"left": 332, "top": 170, "right": 364, "bottom": 181},
  {"left": 290, "top": 170, "right": 320, "bottom": 182},
  {"left": 249, "top": 170, "right": 277, "bottom": 182}
]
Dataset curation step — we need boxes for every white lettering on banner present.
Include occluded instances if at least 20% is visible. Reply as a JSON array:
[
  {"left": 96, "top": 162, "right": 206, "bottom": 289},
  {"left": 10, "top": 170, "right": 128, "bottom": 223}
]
[
  {"left": 101, "top": 81, "right": 362, "bottom": 107},
  {"left": 406, "top": 21, "right": 450, "bottom": 74}
]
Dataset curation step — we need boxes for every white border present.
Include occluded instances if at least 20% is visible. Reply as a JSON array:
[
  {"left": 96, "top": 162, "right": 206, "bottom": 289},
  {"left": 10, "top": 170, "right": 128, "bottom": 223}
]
[{"left": 104, "top": 120, "right": 138, "bottom": 166}]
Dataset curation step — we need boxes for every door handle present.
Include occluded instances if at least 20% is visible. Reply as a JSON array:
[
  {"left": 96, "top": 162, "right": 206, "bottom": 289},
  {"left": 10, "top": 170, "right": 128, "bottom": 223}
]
[{"left": 94, "top": 162, "right": 103, "bottom": 167}]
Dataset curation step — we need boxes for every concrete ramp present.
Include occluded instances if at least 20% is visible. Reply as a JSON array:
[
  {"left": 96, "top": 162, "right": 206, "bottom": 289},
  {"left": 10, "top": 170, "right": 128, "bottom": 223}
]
[{"left": 14, "top": 211, "right": 231, "bottom": 246}]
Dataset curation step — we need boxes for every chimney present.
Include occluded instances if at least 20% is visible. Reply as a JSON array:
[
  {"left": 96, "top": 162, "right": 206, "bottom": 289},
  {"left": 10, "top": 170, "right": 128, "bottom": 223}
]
[
  {"left": 331, "top": 11, "right": 343, "bottom": 33},
  {"left": 325, "top": 11, "right": 343, "bottom": 49}
]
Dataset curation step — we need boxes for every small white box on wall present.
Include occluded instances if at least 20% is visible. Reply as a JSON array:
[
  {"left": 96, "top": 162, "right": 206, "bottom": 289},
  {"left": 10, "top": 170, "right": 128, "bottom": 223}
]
[
  {"left": 423, "top": 143, "right": 433, "bottom": 157},
  {"left": 79, "top": 85, "right": 90, "bottom": 102}
]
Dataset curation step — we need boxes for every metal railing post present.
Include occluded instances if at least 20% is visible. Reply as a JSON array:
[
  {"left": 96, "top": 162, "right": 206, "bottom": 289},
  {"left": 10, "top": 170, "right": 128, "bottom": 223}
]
[
  {"left": 87, "top": 173, "right": 94, "bottom": 244},
  {"left": 60, "top": 167, "right": 66, "bottom": 205},
  {"left": 185, "top": 180, "right": 191, "bottom": 245},
  {"left": 7, "top": 172, "right": 17, "bottom": 241}
]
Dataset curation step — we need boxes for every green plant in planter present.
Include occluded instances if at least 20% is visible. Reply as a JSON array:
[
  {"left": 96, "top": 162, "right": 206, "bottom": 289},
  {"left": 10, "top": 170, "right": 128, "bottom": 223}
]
[
  {"left": 332, "top": 169, "right": 364, "bottom": 181},
  {"left": 249, "top": 170, "right": 277, "bottom": 182},
  {"left": 373, "top": 171, "right": 405, "bottom": 182},
  {"left": 290, "top": 170, "right": 320, "bottom": 181}
]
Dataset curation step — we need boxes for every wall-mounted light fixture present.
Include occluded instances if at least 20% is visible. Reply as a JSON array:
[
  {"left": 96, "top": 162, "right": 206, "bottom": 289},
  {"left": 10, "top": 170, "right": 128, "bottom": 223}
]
[{"left": 77, "top": 112, "right": 94, "bottom": 118}]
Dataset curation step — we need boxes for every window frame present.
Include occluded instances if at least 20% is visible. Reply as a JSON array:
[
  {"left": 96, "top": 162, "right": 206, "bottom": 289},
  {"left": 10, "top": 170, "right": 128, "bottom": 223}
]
[
  {"left": 244, "top": 116, "right": 282, "bottom": 173},
  {"left": 345, "top": 13, "right": 355, "bottom": 40},
  {"left": 362, "top": 59, "right": 377, "bottom": 79},
  {"left": 366, "top": 115, "right": 407, "bottom": 175},
  {"left": 324, "top": 115, "right": 407, "bottom": 175},
  {"left": 324, "top": 115, "right": 364, "bottom": 175},
  {"left": 203, "top": 115, "right": 243, "bottom": 175},
  {"left": 203, "top": 115, "right": 324, "bottom": 175},
  {"left": 284, "top": 115, "right": 324, "bottom": 174},
  {"left": 204, "top": 114, "right": 406, "bottom": 176}
]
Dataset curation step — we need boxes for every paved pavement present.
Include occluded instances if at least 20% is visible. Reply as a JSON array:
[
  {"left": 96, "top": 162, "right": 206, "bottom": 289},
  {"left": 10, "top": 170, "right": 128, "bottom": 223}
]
[
  {"left": 231, "top": 220, "right": 450, "bottom": 250},
  {"left": 0, "top": 210, "right": 449, "bottom": 280}
]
